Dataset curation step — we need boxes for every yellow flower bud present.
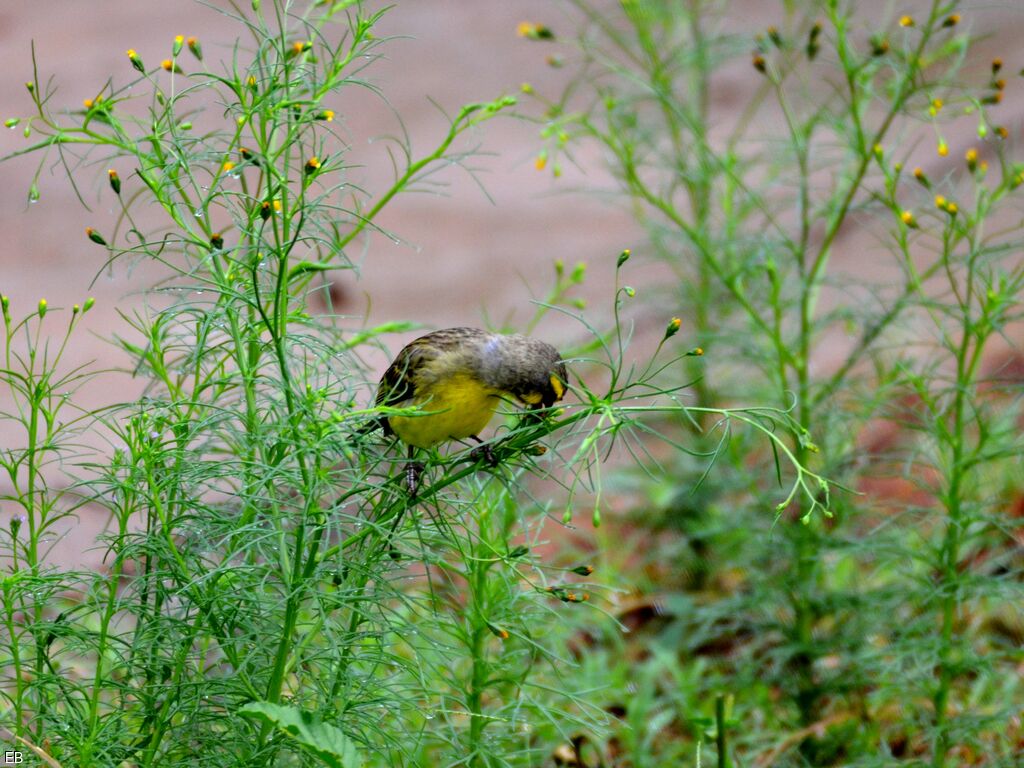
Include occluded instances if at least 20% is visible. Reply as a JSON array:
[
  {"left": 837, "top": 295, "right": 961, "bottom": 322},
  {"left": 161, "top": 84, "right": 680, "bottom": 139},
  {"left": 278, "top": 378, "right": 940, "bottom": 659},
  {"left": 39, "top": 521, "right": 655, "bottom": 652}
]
[{"left": 664, "top": 317, "right": 682, "bottom": 340}]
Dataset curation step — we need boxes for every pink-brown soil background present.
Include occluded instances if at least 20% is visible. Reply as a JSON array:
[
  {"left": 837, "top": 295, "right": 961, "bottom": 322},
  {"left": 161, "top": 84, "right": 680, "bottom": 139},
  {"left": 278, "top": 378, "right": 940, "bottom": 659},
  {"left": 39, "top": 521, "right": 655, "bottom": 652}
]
[{"left": 1, "top": 1, "right": 1021, "bottom": 568}]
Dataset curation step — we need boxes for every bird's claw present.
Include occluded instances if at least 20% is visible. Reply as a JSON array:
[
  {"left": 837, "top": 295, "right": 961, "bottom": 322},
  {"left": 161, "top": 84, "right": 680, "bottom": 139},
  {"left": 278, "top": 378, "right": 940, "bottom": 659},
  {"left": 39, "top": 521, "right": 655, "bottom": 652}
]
[
  {"left": 469, "top": 442, "right": 499, "bottom": 467},
  {"left": 405, "top": 460, "right": 424, "bottom": 498}
]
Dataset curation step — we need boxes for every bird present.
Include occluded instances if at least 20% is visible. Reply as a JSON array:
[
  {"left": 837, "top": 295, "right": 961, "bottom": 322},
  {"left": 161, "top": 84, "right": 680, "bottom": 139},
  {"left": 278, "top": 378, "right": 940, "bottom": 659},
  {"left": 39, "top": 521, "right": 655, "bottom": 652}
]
[{"left": 371, "top": 327, "right": 568, "bottom": 496}]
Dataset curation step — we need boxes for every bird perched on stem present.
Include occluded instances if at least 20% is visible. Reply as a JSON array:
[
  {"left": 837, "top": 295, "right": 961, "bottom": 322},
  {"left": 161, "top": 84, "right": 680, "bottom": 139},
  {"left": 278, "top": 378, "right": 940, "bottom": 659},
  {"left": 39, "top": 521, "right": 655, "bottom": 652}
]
[{"left": 372, "top": 327, "right": 568, "bottom": 496}]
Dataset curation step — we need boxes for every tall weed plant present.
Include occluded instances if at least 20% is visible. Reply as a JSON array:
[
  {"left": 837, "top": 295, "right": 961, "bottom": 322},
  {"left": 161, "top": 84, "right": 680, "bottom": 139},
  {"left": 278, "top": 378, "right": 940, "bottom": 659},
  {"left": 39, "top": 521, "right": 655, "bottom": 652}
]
[
  {"left": 0, "top": 2, "right": 822, "bottom": 766},
  {"left": 522, "top": 0, "right": 1024, "bottom": 764}
]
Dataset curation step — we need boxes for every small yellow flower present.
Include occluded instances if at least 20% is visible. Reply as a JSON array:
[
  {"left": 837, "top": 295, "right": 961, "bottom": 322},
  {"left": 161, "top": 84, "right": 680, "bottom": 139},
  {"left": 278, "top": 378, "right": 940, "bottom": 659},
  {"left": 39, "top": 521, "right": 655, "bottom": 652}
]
[
  {"left": 934, "top": 194, "right": 946, "bottom": 209},
  {"left": 992, "top": 58, "right": 1003, "bottom": 74},
  {"left": 108, "top": 169, "right": 121, "bottom": 195},
  {"left": 945, "top": 202, "right": 958, "bottom": 216},
  {"left": 534, "top": 153, "right": 547, "bottom": 171},
  {"left": 222, "top": 161, "right": 236, "bottom": 172},
  {"left": 520, "top": 82, "right": 533, "bottom": 94},
  {"left": 304, "top": 156, "right": 321, "bottom": 175},
  {"left": 752, "top": 52, "right": 767, "bottom": 73},
  {"left": 516, "top": 21, "right": 554, "bottom": 40},
  {"left": 913, "top": 167, "right": 928, "bottom": 186},
  {"left": 173, "top": 35, "right": 184, "bottom": 56},
  {"left": 995, "top": 126, "right": 1008, "bottom": 139},
  {"left": 941, "top": 14, "right": 960, "bottom": 28},
  {"left": 899, "top": 15, "right": 914, "bottom": 28},
  {"left": 965, "top": 148, "right": 978, "bottom": 169},
  {"left": 315, "top": 109, "right": 335, "bottom": 121},
  {"left": 272, "top": 199, "right": 282, "bottom": 212},
  {"left": 187, "top": 36, "right": 203, "bottom": 61},
  {"left": 937, "top": 140, "right": 948, "bottom": 157},
  {"left": 247, "top": 75, "right": 258, "bottom": 89},
  {"left": 83, "top": 98, "right": 94, "bottom": 109},
  {"left": 900, "top": 210, "right": 917, "bottom": 228}
]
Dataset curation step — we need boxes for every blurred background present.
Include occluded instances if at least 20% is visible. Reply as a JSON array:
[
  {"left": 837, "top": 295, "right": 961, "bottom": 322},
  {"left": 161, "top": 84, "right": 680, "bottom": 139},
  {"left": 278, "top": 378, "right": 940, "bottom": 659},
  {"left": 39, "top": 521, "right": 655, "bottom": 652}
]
[
  {"left": 1, "top": 0, "right": 1022, "bottom": 565},
  {"left": 2, "top": 2, "right": 1024, "bottom": 764},
  {"left": 3, "top": 1, "right": 1020, "bottom": 364},
  {"left": 0, "top": 1, "right": 640, "bottom": 357}
]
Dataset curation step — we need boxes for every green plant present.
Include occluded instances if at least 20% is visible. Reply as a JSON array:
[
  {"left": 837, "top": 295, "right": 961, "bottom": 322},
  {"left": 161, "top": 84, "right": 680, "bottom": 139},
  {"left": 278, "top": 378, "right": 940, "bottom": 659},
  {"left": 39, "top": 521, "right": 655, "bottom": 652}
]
[
  {"left": 0, "top": 2, "right": 827, "bottom": 766},
  {"left": 521, "top": 0, "right": 1024, "bottom": 764}
]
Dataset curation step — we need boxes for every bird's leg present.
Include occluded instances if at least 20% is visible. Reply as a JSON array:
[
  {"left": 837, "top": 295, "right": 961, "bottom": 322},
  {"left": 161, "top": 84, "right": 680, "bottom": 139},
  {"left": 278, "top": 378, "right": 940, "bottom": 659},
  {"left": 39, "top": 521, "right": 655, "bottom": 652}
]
[
  {"left": 468, "top": 435, "right": 499, "bottom": 467},
  {"left": 405, "top": 445, "right": 424, "bottom": 498}
]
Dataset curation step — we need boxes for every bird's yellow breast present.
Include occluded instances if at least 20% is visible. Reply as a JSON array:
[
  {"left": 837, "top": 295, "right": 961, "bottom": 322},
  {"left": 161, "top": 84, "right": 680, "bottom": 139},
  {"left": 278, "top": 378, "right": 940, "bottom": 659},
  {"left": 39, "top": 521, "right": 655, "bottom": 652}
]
[{"left": 387, "top": 371, "right": 501, "bottom": 449}]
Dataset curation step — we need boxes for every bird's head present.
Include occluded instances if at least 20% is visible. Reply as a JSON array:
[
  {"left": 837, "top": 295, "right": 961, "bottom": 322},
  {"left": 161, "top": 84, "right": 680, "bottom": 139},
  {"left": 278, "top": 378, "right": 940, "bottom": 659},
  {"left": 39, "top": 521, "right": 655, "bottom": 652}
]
[{"left": 480, "top": 334, "right": 568, "bottom": 409}]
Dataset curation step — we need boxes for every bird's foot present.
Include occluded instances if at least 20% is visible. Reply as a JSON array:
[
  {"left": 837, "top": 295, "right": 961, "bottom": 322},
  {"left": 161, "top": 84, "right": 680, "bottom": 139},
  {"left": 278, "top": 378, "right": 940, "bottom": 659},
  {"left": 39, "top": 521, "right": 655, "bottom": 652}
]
[
  {"left": 469, "top": 440, "right": 499, "bottom": 467},
  {"left": 405, "top": 460, "right": 424, "bottom": 498}
]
